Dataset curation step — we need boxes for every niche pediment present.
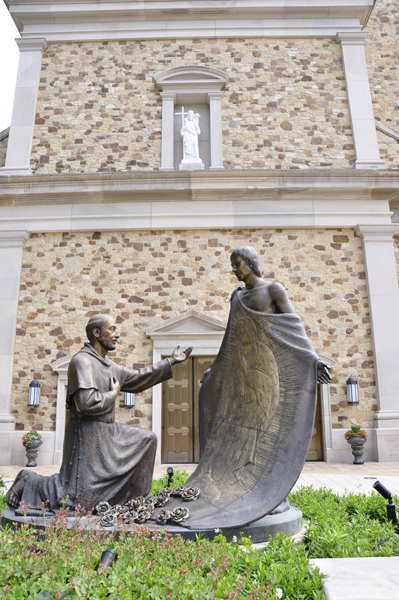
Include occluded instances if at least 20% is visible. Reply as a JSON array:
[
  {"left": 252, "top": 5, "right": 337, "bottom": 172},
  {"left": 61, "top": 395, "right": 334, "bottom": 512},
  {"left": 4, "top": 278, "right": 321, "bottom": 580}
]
[{"left": 154, "top": 66, "right": 228, "bottom": 95}]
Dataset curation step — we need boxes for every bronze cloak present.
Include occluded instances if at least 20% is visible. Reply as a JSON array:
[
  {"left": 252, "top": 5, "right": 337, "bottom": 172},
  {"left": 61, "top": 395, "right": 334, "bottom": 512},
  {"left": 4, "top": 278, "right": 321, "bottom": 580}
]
[{"left": 162, "top": 290, "right": 319, "bottom": 530}]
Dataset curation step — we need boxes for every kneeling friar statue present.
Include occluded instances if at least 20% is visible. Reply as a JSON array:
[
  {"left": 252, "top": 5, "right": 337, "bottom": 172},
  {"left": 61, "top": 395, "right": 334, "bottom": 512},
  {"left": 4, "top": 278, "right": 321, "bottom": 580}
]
[{"left": 7, "top": 315, "right": 192, "bottom": 515}]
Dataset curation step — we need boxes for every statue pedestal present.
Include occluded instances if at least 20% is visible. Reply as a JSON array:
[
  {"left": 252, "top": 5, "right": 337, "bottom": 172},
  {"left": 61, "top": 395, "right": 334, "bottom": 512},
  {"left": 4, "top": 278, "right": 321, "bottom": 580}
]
[
  {"left": 179, "top": 158, "right": 204, "bottom": 171},
  {"left": 1, "top": 506, "right": 302, "bottom": 544}
]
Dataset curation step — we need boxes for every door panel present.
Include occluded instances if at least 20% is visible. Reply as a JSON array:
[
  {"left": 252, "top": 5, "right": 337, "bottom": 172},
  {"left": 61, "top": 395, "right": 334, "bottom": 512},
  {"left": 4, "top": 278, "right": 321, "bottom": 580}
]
[
  {"left": 306, "top": 387, "right": 323, "bottom": 461},
  {"left": 193, "top": 357, "right": 214, "bottom": 462},
  {"left": 162, "top": 359, "right": 192, "bottom": 463},
  {"left": 163, "top": 357, "right": 324, "bottom": 463}
]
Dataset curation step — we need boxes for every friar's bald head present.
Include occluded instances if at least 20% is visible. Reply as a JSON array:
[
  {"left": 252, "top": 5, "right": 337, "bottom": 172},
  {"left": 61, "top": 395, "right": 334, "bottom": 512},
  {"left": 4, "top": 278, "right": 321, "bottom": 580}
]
[{"left": 86, "top": 314, "right": 119, "bottom": 352}]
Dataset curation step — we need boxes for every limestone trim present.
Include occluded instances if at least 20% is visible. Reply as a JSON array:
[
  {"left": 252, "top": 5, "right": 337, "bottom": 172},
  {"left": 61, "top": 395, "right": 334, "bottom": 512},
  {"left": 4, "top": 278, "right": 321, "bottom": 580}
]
[
  {"left": 0, "top": 37, "right": 47, "bottom": 178},
  {"left": 0, "top": 229, "right": 30, "bottom": 465},
  {"left": 375, "top": 121, "right": 399, "bottom": 143},
  {"left": 51, "top": 355, "right": 73, "bottom": 465},
  {"left": 0, "top": 169, "right": 398, "bottom": 208},
  {"left": 155, "top": 66, "right": 228, "bottom": 171},
  {"left": 354, "top": 223, "right": 399, "bottom": 461},
  {"left": 354, "top": 224, "right": 399, "bottom": 242},
  {"left": 0, "top": 230, "right": 30, "bottom": 248},
  {"left": 146, "top": 310, "right": 226, "bottom": 465},
  {"left": 336, "top": 31, "right": 386, "bottom": 171},
  {"left": 7, "top": 0, "right": 372, "bottom": 42},
  {"left": 0, "top": 128, "right": 9, "bottom": 143},
  {"left": 16, "top": 38, "right": 47, "bottom": 53}
]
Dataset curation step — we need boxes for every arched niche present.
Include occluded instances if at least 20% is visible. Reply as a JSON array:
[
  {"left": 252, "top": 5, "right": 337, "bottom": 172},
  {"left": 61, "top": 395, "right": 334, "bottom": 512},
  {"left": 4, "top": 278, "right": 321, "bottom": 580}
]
[{"left": 154, "top": 66, "right": 228, "bottom": 171}]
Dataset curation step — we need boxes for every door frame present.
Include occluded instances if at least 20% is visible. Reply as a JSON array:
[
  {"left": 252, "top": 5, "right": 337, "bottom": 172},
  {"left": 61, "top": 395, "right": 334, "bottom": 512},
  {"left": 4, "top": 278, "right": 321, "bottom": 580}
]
[
  {"left": 146, "top": 310, "right": 227, "bottom": 465},
  {"left": 146, "top": 311, "right": 335, "bottom": 466}
]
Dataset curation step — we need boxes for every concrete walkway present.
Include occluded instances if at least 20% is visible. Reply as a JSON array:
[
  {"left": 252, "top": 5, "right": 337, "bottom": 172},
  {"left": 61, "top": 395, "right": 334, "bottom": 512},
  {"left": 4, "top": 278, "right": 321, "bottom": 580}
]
[
  {"left": 310, "top": 557, "right": 399, "bottom": 600},
  {"left": 2, "top": 461, "right": 399, "bottom": 495}
]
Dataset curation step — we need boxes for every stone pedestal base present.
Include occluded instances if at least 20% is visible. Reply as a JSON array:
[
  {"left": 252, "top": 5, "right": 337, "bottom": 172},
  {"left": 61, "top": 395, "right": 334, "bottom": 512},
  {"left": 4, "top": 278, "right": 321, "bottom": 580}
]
[
  {"left": 1, "top": 506, "right": 302, "bottom": 544},
  {"left": 373, "top": 427, "right": 399, "bottom": 462},
  {"left": 179, "top": 159, "right": 204, "bottom": 171}
]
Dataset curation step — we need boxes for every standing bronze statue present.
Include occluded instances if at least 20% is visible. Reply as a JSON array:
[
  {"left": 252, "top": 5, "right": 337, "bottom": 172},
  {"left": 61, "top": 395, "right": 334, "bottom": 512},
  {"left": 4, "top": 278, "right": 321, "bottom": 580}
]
[
  {"left": 155, "top": 246, "right": 331, "bottom": 530},
  {"left": 7, "top": 315, "right": 192, "bottom": 515}
]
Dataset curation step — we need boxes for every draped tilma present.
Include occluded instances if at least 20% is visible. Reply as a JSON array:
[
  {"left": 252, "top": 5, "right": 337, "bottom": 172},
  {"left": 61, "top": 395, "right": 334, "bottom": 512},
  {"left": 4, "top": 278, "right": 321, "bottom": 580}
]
[{"left": 155, "top": 290, "right": 319, "bottom": 530}]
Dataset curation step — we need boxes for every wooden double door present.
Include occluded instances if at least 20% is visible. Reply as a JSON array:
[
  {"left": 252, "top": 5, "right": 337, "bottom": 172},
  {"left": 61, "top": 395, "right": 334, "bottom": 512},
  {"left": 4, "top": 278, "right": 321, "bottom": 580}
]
[
  {"left": 162, "top": 356, "right": 213, "bottom": 464},
  {"left": 162, "top": 356, "right": 324, "bottom": 463}
]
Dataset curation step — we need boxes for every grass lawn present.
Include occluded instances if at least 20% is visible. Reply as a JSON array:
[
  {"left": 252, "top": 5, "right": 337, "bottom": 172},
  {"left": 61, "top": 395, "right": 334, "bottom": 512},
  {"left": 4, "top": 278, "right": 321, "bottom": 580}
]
[{"left": 0, "top": 473, "right": 397, "bottom": 599}]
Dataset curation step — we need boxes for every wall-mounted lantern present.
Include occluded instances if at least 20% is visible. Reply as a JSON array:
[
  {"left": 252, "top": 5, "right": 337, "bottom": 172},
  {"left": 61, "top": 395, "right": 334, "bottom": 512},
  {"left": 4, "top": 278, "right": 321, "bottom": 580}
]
[
  {"left": 28, "top": 380, "right": 41, "bottom": 407},
  {"left": 346, "top": 376, "right": 359, "bottom": 404},
  {"left": 124, "top": 392, "right": 135, "bottom": 408}
]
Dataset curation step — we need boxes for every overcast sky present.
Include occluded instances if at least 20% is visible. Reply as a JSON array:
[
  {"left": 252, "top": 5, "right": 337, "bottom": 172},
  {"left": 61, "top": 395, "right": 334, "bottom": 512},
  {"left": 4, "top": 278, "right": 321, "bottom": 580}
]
[{"left": 0, "top": 1, "right": 20, "bottom": 133}]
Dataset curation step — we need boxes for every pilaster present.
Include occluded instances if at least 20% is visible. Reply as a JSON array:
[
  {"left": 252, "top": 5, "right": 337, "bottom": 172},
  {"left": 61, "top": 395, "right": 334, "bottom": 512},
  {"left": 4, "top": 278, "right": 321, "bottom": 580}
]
[
  {"left": 207, "top": 92, "right": 224, "bottom": 170},
  {"left": 0, "top": 38, "right": 47, "bottom": 177},
  {"left": 355, "top": 224, "right": 399, "bottom": 461},
  {"left": 159, "top": 92, "right": 176, "bottom": 172},
  {"left": 0, "top": 231, "right": 30, "bottom": 465},
  {"left": 337, "top": 32, "right": 386, "bottom": 171}
]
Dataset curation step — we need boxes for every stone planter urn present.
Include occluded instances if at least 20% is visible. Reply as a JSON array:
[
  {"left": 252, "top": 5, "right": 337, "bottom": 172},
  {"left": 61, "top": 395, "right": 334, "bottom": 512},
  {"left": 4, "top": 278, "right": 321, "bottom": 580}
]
[
  {"left": 22, "top": 432, "right": 43, "bottom": 467},
  {"left": 347, "top": 436, "right": 367, "bottom": 464},
  {"left": 345, "top": 426, "right": 368, "bottom": 465}
]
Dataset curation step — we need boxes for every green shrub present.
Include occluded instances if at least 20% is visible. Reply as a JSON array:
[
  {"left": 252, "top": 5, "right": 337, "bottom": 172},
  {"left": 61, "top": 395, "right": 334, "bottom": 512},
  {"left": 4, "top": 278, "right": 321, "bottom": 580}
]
[
  {"left": 0, "top": 511, "right": 325, "bottom": 599},
  {"left": 0, "top": 476, "right": 6, "bottom": 512},
  {"left": 289, "top": 486, "right": 399, "bottom": 558},
  {"left": 150, "top": 469, "right": 191, "bottom": 497},
  {"left": 3, "top": 478, "right": 397, "bottom": 598}
]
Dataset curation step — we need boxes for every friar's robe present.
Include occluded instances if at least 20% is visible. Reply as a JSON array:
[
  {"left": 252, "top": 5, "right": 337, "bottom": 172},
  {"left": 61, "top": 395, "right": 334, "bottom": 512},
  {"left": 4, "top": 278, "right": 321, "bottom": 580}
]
[{"left": 15, "top": 343, "right": 172, "bottom": 515}]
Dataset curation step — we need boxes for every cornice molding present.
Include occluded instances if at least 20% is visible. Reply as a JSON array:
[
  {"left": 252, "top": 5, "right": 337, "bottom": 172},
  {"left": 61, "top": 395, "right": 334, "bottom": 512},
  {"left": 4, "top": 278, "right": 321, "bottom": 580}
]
[
  {"left": 0, "top": 170, "right": 398, "bottom": 205},
  {"left": 16, "top": 37, "right": 47, "bottom": 52},
  {"left": 0, "top": 170, "right": 397, "bottom": 232},
  {"left": 336, "top": 30, "right": 368, "bottom": 44},
  {"left": 0, "top": 230, "right": 30, "bottom": 248},
  {"left": 7, "top": 0, "right": 374, "bottom": 42},
  {"left": 354, "top": 224, "right": 399, "bottom": 242}
]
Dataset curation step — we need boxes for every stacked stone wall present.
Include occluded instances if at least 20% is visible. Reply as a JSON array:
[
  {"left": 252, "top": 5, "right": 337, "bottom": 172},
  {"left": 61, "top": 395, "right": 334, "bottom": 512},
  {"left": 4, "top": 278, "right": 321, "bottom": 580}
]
[
  {"left": 30, "top": 38, "right": 355, "bottom": 173},
  {"left": 0, "top": 134, "right": 8, "bottom": 168},
  {"left": 12, "top": 228, "right": 375, "bottom": 436},
  {"left": 366, "top": 0, "right": 399, "bottom": 168}
]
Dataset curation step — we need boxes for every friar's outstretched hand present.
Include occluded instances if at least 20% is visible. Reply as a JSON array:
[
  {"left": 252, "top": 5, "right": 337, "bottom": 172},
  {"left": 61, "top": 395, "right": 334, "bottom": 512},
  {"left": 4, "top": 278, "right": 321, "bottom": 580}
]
[
  {"left": 317, "top": 360, "right": 331, "bottom": 384},
  {"left": 169, "top": 346, "right": 193, "bottom": 366}
]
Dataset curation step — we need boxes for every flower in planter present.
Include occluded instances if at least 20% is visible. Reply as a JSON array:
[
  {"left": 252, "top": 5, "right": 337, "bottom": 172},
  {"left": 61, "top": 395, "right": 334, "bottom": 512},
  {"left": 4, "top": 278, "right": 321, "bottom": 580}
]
[
  {"left": 344, "top": 425, "right": 368, "bottom": 440},
  {"left": 22, "top": 430, "right": 42, "bottom": 448}
]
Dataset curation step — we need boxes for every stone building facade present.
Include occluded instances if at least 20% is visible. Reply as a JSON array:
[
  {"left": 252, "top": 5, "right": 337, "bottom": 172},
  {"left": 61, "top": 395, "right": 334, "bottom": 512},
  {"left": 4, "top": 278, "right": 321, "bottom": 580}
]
[{"left": 0, "top": 0, "right": 398, "bottom": 466}]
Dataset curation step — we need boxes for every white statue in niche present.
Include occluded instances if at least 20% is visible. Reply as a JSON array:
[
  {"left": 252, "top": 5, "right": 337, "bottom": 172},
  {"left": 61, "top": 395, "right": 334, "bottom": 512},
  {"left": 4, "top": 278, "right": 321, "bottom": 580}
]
[{"left": 176, "top": 107, "right": 204, "bottom": 170}]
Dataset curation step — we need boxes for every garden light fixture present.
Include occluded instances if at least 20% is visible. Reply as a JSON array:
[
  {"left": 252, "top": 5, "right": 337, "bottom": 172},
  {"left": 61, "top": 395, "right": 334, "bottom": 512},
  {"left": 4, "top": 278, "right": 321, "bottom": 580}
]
[
  {"left": 94, "top": 549, "right": 119, "bottom": 572},
  {"left": 372, "top": 480, "right": 397, "bottom": 525},
  {"left": 28, "top": 380, "right": 41, "bottom": 407},
  {"left": 167, "top": 467, "right": 174, "bottom": 488},
  {"left": 346, "top": 376, "right": 359, "bottom": 404},
  {"left": 124, "top": 392, "right": 135, "bottom": 407}
]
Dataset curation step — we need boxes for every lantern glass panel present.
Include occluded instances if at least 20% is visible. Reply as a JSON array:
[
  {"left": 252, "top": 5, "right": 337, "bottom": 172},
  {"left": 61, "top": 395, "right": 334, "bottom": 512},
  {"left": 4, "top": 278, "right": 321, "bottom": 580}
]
[
  {"left": 124, "top": 392, "right": 135, "bottom": 407},
  {"left": 28, "top": 384, "right": 40, "bottom": 407},
  {"left": 347, "top": 383, "right": 359, "bottom": 404}
]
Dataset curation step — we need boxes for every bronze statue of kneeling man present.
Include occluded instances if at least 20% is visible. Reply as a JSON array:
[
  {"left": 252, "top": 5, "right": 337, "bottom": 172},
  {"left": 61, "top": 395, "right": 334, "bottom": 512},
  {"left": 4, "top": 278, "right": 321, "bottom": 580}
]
[{"left": 7, "top": 315, "right": 192, "bottom": 516}]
